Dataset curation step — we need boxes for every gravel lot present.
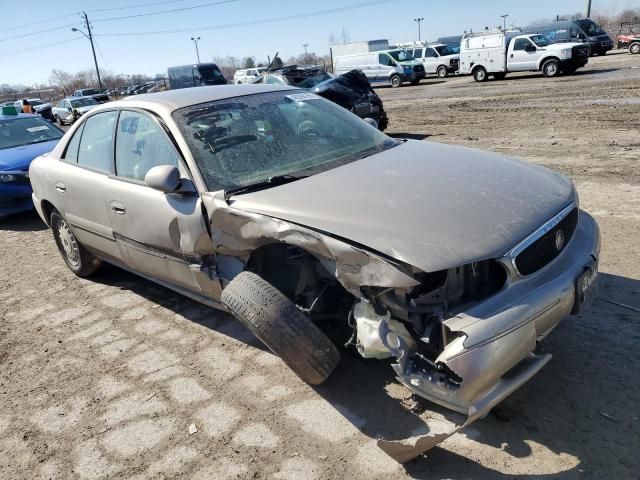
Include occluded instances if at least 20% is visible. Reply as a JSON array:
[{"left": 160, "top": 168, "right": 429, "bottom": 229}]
[{"left": 1, "top": 51, "right": 639, "bottom": 479}]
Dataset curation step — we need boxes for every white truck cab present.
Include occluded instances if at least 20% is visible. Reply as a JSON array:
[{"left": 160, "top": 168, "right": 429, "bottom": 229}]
[
  {"left": 459, "top": 30, "right": 590, "bottom": 82},
  {"left": 233, "top": 67, "right": 266, "bottom": 84},
  {"left": 397, "top": 41, "right": 459, "bottom": 77}
]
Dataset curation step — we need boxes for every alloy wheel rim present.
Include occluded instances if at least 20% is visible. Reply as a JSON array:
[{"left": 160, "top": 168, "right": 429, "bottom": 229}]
[{"left": 58, "top": 220, "right": 80, "bottom": 266}]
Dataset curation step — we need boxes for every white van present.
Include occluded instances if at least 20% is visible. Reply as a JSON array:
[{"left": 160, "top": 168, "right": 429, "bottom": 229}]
[
  {"left": 233, "top": 67, "right": 266, "bottom": 84},
  {"left": 334, "top": 50, "right": 426, "bottom": 87},
  {"left": 397, "top": 42, "right": 460, "bottom": 77}
]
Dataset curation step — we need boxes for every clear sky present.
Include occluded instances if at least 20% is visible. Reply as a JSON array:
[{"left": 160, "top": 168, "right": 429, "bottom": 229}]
[{"left": 0, "top": 0, "right": 635, "bottom": 86}]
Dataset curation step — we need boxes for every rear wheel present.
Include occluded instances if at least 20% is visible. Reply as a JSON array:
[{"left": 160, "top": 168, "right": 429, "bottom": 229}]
[
  {"left": 437, "top": 65, "right": 448, "bottom": 78},
  {"left": 542, "top": 59, "right": 560, "bottom": 77},
  {"left": 221, "top": 271, "right": 340, "bottom": 385},
  {"left": 630, "top": 43, "right": 640, "bottom": 54},
  {"left": 473, "top": 67, "right": 488, "bottom": 82},
  {"left": 390, "top": 74, "right": 402, "bottom": 88},
  {"left": 50, "top": 210, "right": 101, "bottom": 277}
]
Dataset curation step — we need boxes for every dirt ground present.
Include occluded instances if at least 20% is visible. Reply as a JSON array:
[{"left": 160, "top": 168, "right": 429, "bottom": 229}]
[{"left": 1, "top": 51, "right": 639, "bottom": 480}]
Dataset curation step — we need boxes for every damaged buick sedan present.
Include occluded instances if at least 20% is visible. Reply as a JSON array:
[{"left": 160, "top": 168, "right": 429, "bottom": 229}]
[{"left": 29, "top": 85, "right": 599, "bottom": 445}]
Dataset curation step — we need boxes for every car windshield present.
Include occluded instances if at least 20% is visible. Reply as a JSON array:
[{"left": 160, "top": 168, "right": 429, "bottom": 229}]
[
  {"left": 81, "top": 89, "right": 100, "bottom": 95},
  {"left": 0, "top": 116, "right": 63, "bottom": 150},
  {"left": 388, "top": 50, "right": 415, "bottom": 62},
  {"left": 291, "top": 72, "right": 332, "bottom": 89},
  {"left": 70, "top": 98, "right": 98, "bottom": 108},
  {"left": 576, "top": 19, "right": 605, "bottom": 36},
  {"left": 172, "top": 91, "right": 397, "bottom": 192},
  {"left": 435, "top": 45, "right": 456, "bottom": 56},
  {"left": 530, "top": 35, "right": 552, "bottom": 47},
  {"left": 28, "top": 100, "right": 45, "bottom": 107},
  {"left": 199, "top": 66, "right": 225, "bottom": 82}
]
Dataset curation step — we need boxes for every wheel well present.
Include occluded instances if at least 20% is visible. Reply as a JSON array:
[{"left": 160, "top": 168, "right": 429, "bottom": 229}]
[
  {"left": 472, "top": 65, "right": 486, "bottom": 73},
  {"left": 41, "top": 200, "right": 55, "bottom": 226},
  {"left": 245, "top": 243, "right": 353, "bottom": 327},
  {"left": 540, "top": 56, "right": 561, "bottom": 69}
]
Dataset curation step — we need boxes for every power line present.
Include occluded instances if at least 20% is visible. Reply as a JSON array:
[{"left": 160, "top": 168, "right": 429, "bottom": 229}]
[
  {"left": 0, "top": 12, "right": 80, "bottom": 33},
  {"left": 0, "top": 21, "right": 83, "bottom": 43},
  {"left": 0, "top": 38, "right": 82, "bottom": 59},
  {"left": 88, "top": 0, "right": 188, "bottom": 14},
  {"left": 92, "top": 0, "right": 238, "bottom": 23},
  {"left": 96, "top": 0, "right": 397, "bottom": 37}
]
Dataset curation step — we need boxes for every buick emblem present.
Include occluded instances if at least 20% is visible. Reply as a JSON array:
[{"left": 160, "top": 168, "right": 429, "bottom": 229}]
[{"left": 555, "top": 230, "right": 565, "bottom": 251}]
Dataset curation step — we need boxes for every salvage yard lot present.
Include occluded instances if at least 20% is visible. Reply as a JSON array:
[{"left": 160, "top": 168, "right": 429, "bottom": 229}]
[{"left": 1, "top": 52, "right": 639, "bottom": 479}]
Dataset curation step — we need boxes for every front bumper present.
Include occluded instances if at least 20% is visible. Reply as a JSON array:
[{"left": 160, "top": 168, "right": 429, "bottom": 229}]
[
  {"left": 0, "top": 182, "right": 33, "bottom": 217},
  {"left": 386, "top": 210, "right": 600, "bottom": 418},
  {"left": 399, "top": 72, "right": 426, "bottom": 82},
  {"left": 561, "top": 58, "right": 589, "bottom": 70}
]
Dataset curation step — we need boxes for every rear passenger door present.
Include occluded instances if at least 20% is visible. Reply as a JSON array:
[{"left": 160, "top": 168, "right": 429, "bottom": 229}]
[
  {"left": 53, "top": 110, "right": 121, "bottom": 260},
  {"left": 423, "top": 47, "right": 439, "bottom": 73},
  {"left": 105, "top": 109, "right": 217, "bottom": 296}
]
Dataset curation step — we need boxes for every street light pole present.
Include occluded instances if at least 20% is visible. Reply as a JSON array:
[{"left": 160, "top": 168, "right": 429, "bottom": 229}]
[
  {"left": 71, "top": 12, "right": 102, "bottom": 90},
  {"left": 585, "top": 0, "right": 592, "bottom": 18},
  {"left": 191, "top": 36, "right": 201, "bottom": 63},
  {"left": 302, "top": 43, "right": 309, "bottom": 56},
  {"left": 414, "top": 17, "right": 424, "bottom": 42},
  {"left": 501, "top": 14, "right": 509, "bottom": 29}
]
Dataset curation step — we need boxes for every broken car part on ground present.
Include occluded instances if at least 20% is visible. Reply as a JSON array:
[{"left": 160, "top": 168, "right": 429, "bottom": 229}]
[{"left": 28, "top": 85, "right": 600, "bottom": 462}]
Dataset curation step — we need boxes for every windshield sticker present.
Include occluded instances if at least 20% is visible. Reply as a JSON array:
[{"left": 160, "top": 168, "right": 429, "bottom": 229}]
[
  {"left": 286, "top": 92, "right": 320, "bottom": 102},
  {"left": 26, "top": 125, "right": 50, "bottom": 132}
]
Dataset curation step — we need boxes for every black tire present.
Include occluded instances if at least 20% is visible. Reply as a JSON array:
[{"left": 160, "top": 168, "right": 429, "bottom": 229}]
[
  {"left": 437, "top": 65, "right": 448, "bottom": 78},
  {"left": 630, "top": 43, "right": 640, "bottom": 55},
  {"left": 493, "top": 72, "right": 507, "bottom": 80},
  {"left": 542, "top": 59, "right": 561, "bottom": 77},
  {"left": 390, "top": 75, "right": 401, "bottom": 88},
  {"left": 221, "top": 271, "right": 340, "bottom": 385},
  {"left": 410, "top": 79, "right": 420, "bottom": 85},
  {"left": 50, "top": 210, "right": 101, "bottom": 277},
  {"left": 473, "top": 67, "right": 488, "bottom": 82},
  {"left": 55, "top": 115, "right": 63, "bottom": 126}
]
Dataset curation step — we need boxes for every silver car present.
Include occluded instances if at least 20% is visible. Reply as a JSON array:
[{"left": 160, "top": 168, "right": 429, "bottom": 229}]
[
  {"left": 51, "top": 96, "right": 99, "bottom": 126},
  {"left": 29, "top": 85, "right": 600, "bottom": 453}
]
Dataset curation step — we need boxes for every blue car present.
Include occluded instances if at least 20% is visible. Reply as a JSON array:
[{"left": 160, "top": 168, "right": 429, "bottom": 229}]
[{"left": 0, "top": 110, "right": 64, "bottom": 218}]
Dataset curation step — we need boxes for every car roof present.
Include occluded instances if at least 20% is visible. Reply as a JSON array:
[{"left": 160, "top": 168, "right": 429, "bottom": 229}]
[
  {"left": 65, "top": 96, "right": 95, "bottom": 100},
  {"left": 0, "top": 112, "right": 40, "bottom": 120},
  {"left": 112, "top": 84, "right": 298, "bottom": 114}
]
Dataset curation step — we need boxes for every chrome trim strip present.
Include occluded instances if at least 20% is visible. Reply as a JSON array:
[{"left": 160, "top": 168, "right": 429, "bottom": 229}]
[{"left": 507, "top": 202, "right": 576, "bottom": 276}]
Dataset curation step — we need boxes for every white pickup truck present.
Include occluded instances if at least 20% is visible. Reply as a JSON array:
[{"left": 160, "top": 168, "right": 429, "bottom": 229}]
[{"left": 459, "top": 30, "right": 590, "bottom": 82}]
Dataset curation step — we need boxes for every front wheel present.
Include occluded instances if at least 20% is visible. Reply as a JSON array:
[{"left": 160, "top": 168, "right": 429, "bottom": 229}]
[
  {"left": 50, "top": 210, "right": 102, "bottom": 277},
  {"left": 55, "top": 115, "right": 63, "bottom": 126},
  {"left": 437, "top": 65, "right": 448, "bottom": 78},
  {"left": 630, "top": 43, "right": 640, "bottom": 54},
  {"left": 542, "top": 59, "right": 560, "bottom": 77},
  {"left": 221, "top": 271, "right": 340, "bottom": 385},
  {"left": 473, "top": 67, "right": 488, "bottom": 82},
  {"left": 390, "top": 74, "right": 402, "bottom": 88}
]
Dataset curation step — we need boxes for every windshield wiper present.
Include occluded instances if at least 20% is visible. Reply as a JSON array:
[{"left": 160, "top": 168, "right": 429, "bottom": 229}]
[{"left": 224, "top": 174, "right": 308, "bottom": 200}]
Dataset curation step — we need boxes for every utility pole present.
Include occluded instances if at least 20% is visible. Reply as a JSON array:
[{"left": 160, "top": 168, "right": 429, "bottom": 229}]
[
  {"left": 585, "top": 0, "right": 592, "bottom": 18},
  {"left": 71, "top": 12, "right": 102, "bottom": 90},
  {"left": 302, "top": 43, "right": 309, "bottom": 56},
  {"left": 191, "top": 36, "right": 201, "bottom": 63},
  {"left": 501, "top": 14, "right": 509, "bottom": 30},
  {"left": 414, "top": 17, "right": 424, "bottom": 42}
]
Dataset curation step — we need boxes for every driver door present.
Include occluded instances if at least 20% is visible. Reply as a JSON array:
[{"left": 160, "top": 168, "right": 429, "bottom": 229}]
[
  {"left": 105, "top": 109, "right": 216, "bottom": 295},
  {"left": 510, "top": 38, "right": 539, "bottom": 71}
]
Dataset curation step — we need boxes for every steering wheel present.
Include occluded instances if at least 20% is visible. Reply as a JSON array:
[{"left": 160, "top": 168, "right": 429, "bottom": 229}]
[{"left": 297, "top": 120, "right": 321, "bottom": 137}]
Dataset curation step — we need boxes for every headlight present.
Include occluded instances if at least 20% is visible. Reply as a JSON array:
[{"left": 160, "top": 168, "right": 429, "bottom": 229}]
[
  {"left": 561, "top": 48, "right": 573, "bottom": 58},
  {"left": 0, "top": 173, "right": 17, "bottom": 182}
]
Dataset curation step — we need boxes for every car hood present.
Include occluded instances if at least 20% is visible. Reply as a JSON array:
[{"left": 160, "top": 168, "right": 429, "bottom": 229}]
[
  {"left": 230, "top": 140, "right": 575, "bottom": 273},
  {"left": 75, "top": 105, "right": 96, "bottom": 113},
  {"left": 0, "top": 139, "right": 60, "bottom": 171},
  {"left": 547, "top": 42, "right": 584, "bottom": 50}
]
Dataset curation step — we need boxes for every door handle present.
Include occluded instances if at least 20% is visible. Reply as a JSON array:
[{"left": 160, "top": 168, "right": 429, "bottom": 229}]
[
  {"left": 55, "top": 182, "right": 66, "bottom": 193},
  {"left": 110, "top": 201, "right": 126, "bottom": 215}
]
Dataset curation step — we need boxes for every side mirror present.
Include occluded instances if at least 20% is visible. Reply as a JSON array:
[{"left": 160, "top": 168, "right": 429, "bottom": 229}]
[{"left": 145, "top": 165, "right": 196, "bottom": 195}]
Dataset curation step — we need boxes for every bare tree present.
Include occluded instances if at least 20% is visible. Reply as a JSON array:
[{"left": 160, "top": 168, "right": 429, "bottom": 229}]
[{"left": 243, "top": 56, "right": 256, "bottom": 68}]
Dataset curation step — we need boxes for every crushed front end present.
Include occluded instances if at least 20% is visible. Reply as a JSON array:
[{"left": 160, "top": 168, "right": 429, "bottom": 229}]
[{"left": 352, "top": 205, "right": 600, "bottom": 420}]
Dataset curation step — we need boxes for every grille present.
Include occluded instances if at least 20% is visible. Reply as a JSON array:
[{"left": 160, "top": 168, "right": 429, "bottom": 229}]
[
  {"left": 515, "top": 208, "right": 579, "bottom": 276},
  {"left": 573, "top": 46, "right": 590, "bottom": 58}
]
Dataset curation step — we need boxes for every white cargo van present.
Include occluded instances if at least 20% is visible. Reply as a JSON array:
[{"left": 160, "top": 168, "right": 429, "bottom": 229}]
[
  {"left": 459, "top": 30, "right": 590, "bottom": 81},
  {"left": 397, "top": 41, "right": 459, "bottom": 77},
  {"left": 334, "top": 49, "right": 426, "bottom": 87}
]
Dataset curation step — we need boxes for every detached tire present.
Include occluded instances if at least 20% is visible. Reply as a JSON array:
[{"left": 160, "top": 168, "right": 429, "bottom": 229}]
[
  {"left": 50, "top": 210, "right": 101, "bottom": 277},
  {"left": 221, "top": 271, "right": 340, "bottom": 385}
]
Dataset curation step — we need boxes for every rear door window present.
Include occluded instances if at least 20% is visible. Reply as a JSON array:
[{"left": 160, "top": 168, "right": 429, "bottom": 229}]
[{"left": 77, "top": 111, "right": 117, "bottom": 173}]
